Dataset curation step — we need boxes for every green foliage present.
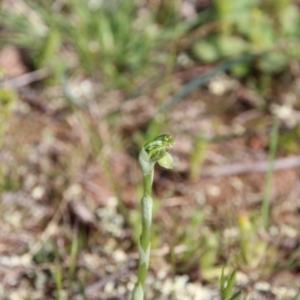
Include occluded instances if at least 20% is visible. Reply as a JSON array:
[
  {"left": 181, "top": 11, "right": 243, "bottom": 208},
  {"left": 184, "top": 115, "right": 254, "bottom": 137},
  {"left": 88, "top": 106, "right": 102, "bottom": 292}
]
[
  {"left": 33, "top": 239, "right": 57, "bottom": 264},
  {"left": 194, "top": 0, "right": 300, "bottom": 78},
  {"left": 0, "top": 88, "right": 16, "bottom": 122},
  {"left": 1, "top": 0, "right": 183, "bottom": 90},
  {"left": 278, "top": 125, "right": 300, "bottom": 153},
  {"left": 199, "top": 229, "right": 219, "bottom": 270},
  {"left": 0, "top": 88, "right": 16, "bottom": 191},
  {"left": 189, "top": 137, "right": 209, "bottom": 180},
  {"left": 237, "top": 214, "right": 267, "bottom": 268},
  {"left": 220, "top": 268, "right": 242, "bottom": 300},
  {"left": 65, "top": 0, "right": 158, "bottom": 88},
  {"left": 193, "top": 35, "right": 248, "bottom": 63},
  {"left": 68, "top": 229, "right": 80, "bottom": 280},
  {"left": 53, "top": 266, "right": 63, "bottom": 300}
]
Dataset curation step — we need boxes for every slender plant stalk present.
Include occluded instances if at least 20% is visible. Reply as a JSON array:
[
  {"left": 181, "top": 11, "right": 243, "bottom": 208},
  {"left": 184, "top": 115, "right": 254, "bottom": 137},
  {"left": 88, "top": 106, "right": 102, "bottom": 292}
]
[
  {"left": 132, "top": 134, "right": 174, "bottom": 300},
  {"left": 262, "top": 117, "right": 279, "bottom": 230}
]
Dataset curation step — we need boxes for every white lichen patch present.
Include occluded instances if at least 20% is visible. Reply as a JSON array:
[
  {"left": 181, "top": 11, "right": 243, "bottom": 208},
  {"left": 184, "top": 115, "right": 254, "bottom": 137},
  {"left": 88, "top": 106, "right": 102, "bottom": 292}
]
[
  {"left": 96, "top": 197, "right": 125, "bottom": 238},
  {"left": 153, "top": 275, "right": 217, "bottom": 300}
]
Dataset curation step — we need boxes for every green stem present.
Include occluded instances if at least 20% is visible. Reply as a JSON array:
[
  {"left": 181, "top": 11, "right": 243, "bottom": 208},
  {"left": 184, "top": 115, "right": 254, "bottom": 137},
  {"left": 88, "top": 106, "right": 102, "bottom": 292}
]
[
  {"left": 131, "top": 134, "right": 174, "bottom": 300},
  {"left": 262, "top": 117, "right": 279, "bottom": 230},
  {"left": 132, "top": 170, "right": 154, "bottom": 299}
]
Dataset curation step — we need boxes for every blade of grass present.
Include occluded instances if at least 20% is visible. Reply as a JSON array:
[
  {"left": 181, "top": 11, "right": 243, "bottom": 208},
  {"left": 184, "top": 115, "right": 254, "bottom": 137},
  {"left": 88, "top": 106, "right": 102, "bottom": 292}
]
[
  {"left": 230, "top": 291, "right": 242, "bottom": 300},
  {"left": 262, "top": 117, "right": 279, "bottom": 230},
  {"left": 220, "top": 268, "right": 242, "bottom": 300},
  {"left": 68, "top": 222, "right": 79, "bottom": 281},
  {"left": 224, "top": 270, "right": 237, "bottom": 300},
  {"left": 220, "top": 267, "right": 226, "bottom": 295},
  {"left": 54, "top": 265, "right": 63, "bottom": 300},
  {"left": 159, "top": 53, "right": 265, "bottom": 112}
]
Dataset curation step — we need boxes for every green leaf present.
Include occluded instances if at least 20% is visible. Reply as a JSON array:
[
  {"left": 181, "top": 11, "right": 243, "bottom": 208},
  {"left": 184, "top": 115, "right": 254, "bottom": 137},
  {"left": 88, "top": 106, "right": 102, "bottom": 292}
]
[
  {"left": 158, "top": 152, "right": 173, "bottom": 169},
  {"left": 216, "top": 35, "right": 248, "bottom": 58},
  {"left": 279, "top": 4, "right": 299, "bottom": 35},
  {"left": 230, "top": 291, "right": 242, "bottom": 300},
  {"left": 259, "top": 52, "right": 288, "bottom": 73},
  {"left": 193, "top": 39, "right": 219, "bottom": 63},
  {"left": 225, "top": 270, "right": 237, "bottom": 298}
]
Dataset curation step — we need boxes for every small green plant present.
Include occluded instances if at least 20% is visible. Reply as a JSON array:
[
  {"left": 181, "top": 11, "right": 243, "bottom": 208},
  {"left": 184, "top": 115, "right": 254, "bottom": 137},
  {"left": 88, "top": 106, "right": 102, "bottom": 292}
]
[
  {"left": 1, "top": 1, "right": 184, "bottom": 90},
  {"left": 53, "top": 266, "right": 63, "bottom": 300},
  {"left": 132, "top": 134, "right": 174, "bottom": 300},
  {"left": 0, "top": 88, "right": 16, "bottom": 192},
  {"left": 220, "top": 268, "right": 242, "bottom": 300},
  {"left": 237, "top": 214, "right": 267, "bottom": 268},
  {"left": 193, "top": 0, "right": 300, "bottom": 82}
]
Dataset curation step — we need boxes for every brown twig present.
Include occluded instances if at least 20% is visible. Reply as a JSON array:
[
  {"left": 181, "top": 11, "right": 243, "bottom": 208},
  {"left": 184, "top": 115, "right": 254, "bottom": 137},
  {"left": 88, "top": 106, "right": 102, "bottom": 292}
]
[
  {"left": 0, "top": 68, "right": 50, "bottom": 88},
  {"left": 200, "top": 156, "right": 300, "bottom": 178}
]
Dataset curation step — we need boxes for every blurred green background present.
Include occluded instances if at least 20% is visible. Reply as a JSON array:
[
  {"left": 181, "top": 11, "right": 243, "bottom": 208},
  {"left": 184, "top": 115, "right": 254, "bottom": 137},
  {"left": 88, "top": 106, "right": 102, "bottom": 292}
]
[{"left": 1, "top": 0, "right": 300, "bottom": 299}]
